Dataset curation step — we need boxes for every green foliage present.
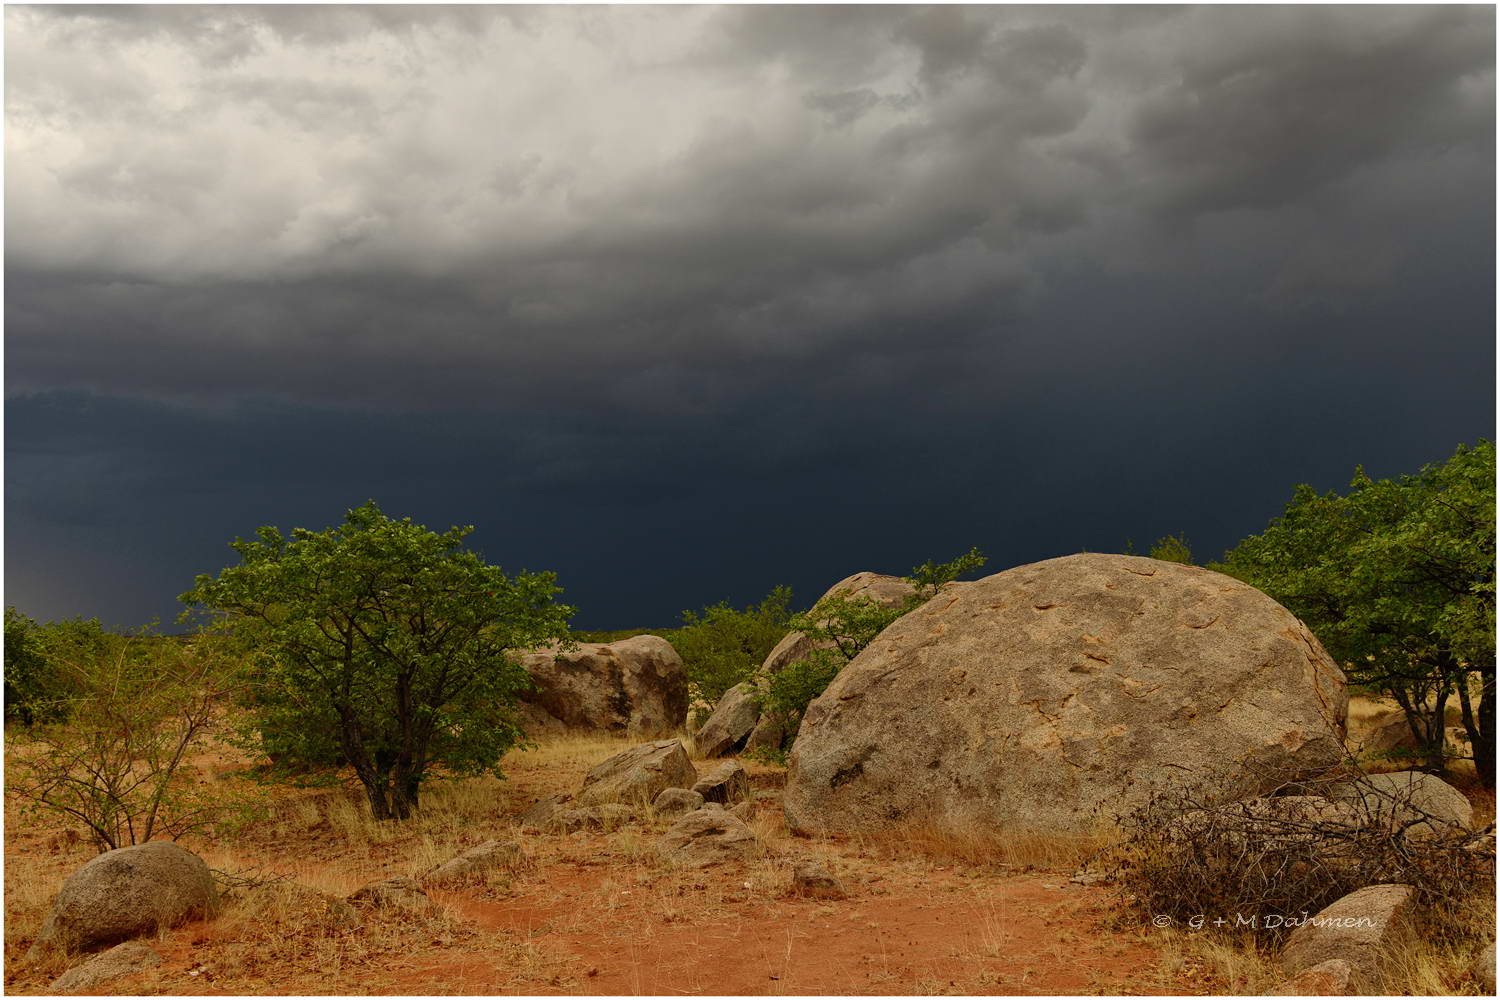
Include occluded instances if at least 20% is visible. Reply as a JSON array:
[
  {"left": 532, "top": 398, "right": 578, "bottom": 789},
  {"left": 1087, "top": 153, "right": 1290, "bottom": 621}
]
[
  {"left": 6, "top": 629, "right": 256, "bottom": 851},
  {"left": 1216, "top": 441, "right": 1495, "bottom": 784},
  {"left": 760, "top": 547, "right": 988, "bottom": 740},
  {"left": 4, "top": 609, "right": 110, "bottom": 725},
  {"left": 570, "top": 626, "right": 677, "bottom": 644},
  {"left": 1148, "top": 534, "right": 1194, "bottom": 564},
  {"left": 671, "top": 585, "right": 793, "bottom": 706},
  {"left": 180, "top": 500, "right": 575, "bottom": 819}
]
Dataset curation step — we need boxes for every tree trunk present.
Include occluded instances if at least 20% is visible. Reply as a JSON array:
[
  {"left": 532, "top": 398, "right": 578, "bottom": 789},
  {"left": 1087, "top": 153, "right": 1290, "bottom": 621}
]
[
  {"left": 390, "top": 765, "right": 421, "bottom": 819},
  {"left": 1469, "top": 672, "right": 1495, "bottom": 790},
  {"left": 363, "top": 780, "right": 394, "bottom": 820}
]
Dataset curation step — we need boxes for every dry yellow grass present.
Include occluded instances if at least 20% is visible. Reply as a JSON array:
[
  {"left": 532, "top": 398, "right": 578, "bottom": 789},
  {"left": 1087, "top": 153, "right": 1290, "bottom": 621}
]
[
  {"left": 853, "top": 816, "right": 1116, "bottom": 872},
  {"left": 7, "top": 718, "right": 1494, "bottom": 996}
]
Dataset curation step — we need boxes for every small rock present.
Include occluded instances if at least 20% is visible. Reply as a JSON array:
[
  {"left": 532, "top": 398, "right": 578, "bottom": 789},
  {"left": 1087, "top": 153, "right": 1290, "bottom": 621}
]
[
  {"left": 425, "top": 839, "right": 528, "bottom": 884},
  {"left": 1266, "top": 958, "right": 1353, "bottom": 995},
  {"left": 791, "top": 859, "right": 846, "bottom": 900},
  {"left": 730, "top": 801, "right": 754, "bottom": 823},
  {"left": 549, "top": 804, "right": 635, "bottom": 833},
  {"left": 652, "top": 787, "right": 705, "bottom": 816},
  {"left": 347, "top": 877, "right": 428, "bottom": 911},
  {"left": 48, "top": 941, "right": 161, "bottom": 994},
  {"left": 1069, "top": 869, "right": 1107, "bottom": 886},
  {"left": 692, "top": 760, "right": 751, "bottom": 804},
  {"left": 657, "top": 808, "right": 760, "bottom": 869}
]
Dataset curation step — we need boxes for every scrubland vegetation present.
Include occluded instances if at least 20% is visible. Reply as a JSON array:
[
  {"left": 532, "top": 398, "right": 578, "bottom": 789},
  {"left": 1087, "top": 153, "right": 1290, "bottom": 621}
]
[{"left": 4, "top": 441, "right": 1495, "bottom": 995}]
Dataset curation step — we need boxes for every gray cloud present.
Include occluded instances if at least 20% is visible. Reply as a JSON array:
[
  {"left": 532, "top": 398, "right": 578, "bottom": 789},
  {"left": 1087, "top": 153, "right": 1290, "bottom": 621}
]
[{"left": 5, "top": 4, "right": 1494, "bottom": 626}]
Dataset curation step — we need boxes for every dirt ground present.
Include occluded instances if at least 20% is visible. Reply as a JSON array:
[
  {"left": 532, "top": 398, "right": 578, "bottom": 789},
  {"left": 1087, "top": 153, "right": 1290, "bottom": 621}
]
[{"left": 3, "top": 700, "right": 1489, "bottom": 996}]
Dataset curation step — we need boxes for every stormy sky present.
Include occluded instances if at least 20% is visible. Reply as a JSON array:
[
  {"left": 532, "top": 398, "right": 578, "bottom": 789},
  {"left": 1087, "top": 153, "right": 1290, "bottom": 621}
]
[{"left": 5, "top": 4, "right": 1495, "bottom": 630}]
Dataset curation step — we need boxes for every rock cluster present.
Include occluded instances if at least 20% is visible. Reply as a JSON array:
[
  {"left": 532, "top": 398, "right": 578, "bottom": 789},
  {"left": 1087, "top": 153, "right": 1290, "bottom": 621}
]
[
  {"left": 577, "top": 739, "right": 697, "bottom": 806},
  {"left": 696, "top": 571, "right": 918, "bottom": 757}
]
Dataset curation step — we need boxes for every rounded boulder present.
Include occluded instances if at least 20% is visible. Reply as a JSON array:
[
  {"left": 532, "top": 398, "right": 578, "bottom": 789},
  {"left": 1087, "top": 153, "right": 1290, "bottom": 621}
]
[
  {"left": 784, "top": 554, "right": 1348, "bottom": 834},
  {"left": 38, "top": 842, "right": 217, "bottom": 952}
]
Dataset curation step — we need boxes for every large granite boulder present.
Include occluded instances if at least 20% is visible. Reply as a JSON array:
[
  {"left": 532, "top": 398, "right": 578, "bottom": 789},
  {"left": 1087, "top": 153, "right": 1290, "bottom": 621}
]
[
  {"left": 37, "top": 842, "right": 217, "bottom": 953},
  {"left": 784, "top": 554, "right": 1348, "bottom": 834},
  {"left": 760, "top": 572, "right": 917, "bottom": 676},
  {"left": 518, "top": 635, "right": 688, "bottom": 736},
  {"left": 577, "top": 739, "right": 698, "bottom": 806},
  {"left": 696, "top": 683, "right": 762, "bottom": 757}
]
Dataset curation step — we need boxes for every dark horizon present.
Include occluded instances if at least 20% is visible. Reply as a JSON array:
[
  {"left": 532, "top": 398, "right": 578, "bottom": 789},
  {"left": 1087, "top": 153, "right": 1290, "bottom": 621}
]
[{"left": 6, "top": 5, "right": 1495, "bottom": 632}]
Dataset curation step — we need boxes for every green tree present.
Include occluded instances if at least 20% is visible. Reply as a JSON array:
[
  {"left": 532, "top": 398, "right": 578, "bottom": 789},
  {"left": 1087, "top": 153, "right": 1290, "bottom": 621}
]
[
  {"left": 670, "top": 586, "right": 793, "bottom": 707},
  {"left": 761, "top": 547, "right": 987, "bottom": 739},
  {"left": 4, "top": 609, "right": 110, "bottom": 725},
  {"left": 1215, "top": 441, "right": 1495, "bottom": 785},
  {"left": 180, "top": 501, "right": 575, "bottom": 819}
]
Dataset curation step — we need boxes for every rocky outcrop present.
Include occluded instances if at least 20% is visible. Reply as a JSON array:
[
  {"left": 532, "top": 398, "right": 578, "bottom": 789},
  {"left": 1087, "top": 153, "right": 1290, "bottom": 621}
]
[
  {"left": 37, "top": 842, "right": 217, "bottom": 953},
  {"left": 577, "top": 739, "right": 697, "bottom": 806},
  {"left": 695, "top": 683, "right": 761, "bottom": 757},
  {"left": 784, "top": 554, "right": 1348, "bottom": 835},
  {"left": 693, "top": 761, "right": 751, "bottom": 804},
  {"left": 656, "top": 808, "right": 760, "bottom": 868},
  {"left": 1327, "top": 771, "right": 1472, "bottom": 838},
  {"left": 425, "top": 840, "right": 528, "bottom": 884},
  {"left": 513, "top": 700, "right": 569, "bottom": 737},
  {"left": 48, "top": 941, "right": 161, "bottom": 994},
  {"left": 518, "top": 635, "right": 688, "bottom": 735},
  {"left": 1279, "top": 884, "right": 1414, "bottom": 988}
]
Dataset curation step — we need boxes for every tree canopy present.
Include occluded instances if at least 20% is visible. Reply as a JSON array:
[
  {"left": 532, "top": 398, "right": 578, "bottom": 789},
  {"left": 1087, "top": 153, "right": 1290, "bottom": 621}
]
[
  {"left": 180, "top": 500, "right": 575, "bottom": 818},
  {"left": 1215, "top": 440, "right": 1494, "bottom": 784}
]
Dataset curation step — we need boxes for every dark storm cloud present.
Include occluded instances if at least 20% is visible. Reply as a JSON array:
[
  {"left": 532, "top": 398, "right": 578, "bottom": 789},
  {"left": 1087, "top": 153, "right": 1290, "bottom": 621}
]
[{"left": 5, "top": 4, "right": 1494, "bottom": 627}]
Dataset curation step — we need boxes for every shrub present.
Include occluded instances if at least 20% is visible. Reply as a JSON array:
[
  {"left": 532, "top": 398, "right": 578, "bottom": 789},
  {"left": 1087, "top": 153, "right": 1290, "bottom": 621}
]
[
  {"left": 670, "top": 585, "right": 792, "bottom": 706},
  {"left": 6, "top": 629, "right": 253, "bottom": 851},
  {"left": 1104, "top": 761, "right": 1495, "bottom": 946},
  {"left": 1149, "top": 534, "right": 1194, "bottom": 564},
  {"left": 3, "top": 609, "right": 109, "bottom": 725}
]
